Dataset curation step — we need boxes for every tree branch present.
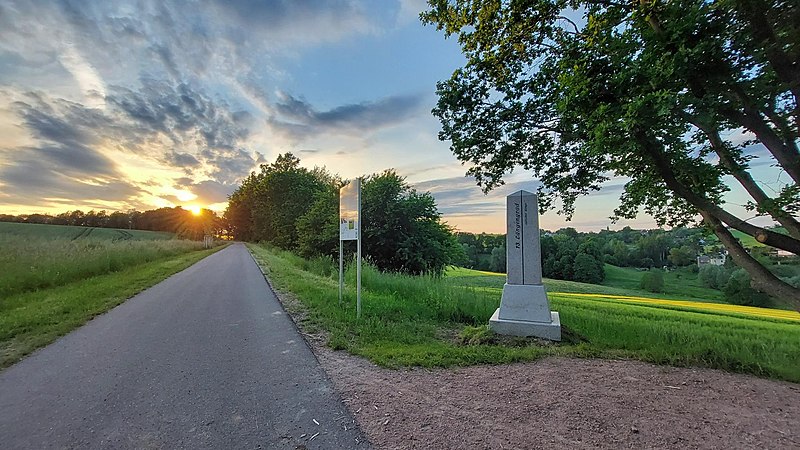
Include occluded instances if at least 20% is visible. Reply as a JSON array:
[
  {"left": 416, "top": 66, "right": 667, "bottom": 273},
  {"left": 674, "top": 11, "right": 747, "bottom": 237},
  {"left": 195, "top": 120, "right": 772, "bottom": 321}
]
[
  {"left": 699, "top": 210, "right": 800, "bottom": 308},
  {"left": 734, "top": 0, "right": 800, "bottom": 131},
  {"left": 634, "top": 128, "right": 800, "bottom": 255},
  {"left": 719, "top": 105, "right": 800, "bottom": 184},
  {"left": 688, "top": 115, "right": 800, "bottom": 239}
]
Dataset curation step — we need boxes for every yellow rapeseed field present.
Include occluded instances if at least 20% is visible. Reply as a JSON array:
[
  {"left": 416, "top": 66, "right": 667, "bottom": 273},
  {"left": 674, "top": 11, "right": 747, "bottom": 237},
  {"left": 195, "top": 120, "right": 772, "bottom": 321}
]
[{"left": 551, "top": 292, "right": 800, "bottom": 323}]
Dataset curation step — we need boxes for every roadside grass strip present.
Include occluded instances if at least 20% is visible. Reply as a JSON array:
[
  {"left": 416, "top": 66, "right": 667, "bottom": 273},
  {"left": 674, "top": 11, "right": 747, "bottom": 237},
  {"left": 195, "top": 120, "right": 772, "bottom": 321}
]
[
  {"left": 249, "top": 244, "right": 800, "bottom": 383},
  {"left": 551, "top": 292, "right": 800, "bottom": 323}
]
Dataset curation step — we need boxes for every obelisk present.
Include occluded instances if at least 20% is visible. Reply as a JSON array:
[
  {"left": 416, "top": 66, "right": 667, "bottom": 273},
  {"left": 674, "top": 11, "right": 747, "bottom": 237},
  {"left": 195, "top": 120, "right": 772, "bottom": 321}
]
[{"left": 489, "top": 190, "right": 561, "bottom": 340}]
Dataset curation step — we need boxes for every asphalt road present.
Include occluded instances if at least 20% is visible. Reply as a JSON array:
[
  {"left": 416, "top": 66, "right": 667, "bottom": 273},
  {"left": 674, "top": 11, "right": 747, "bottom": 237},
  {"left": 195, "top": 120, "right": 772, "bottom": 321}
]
[{"left": 0, "top": 243, "right": 369, "bottom": 449}]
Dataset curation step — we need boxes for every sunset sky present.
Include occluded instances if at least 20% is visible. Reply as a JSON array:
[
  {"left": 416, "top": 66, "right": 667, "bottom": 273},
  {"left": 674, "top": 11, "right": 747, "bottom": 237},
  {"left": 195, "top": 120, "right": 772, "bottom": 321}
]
[{"left": 0, "top": 0, "right": 788, "bottom": 233}]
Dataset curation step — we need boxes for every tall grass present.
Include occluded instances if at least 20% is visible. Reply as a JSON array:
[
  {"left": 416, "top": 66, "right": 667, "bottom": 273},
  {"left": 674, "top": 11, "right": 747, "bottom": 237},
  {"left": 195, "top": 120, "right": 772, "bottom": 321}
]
[
  {"left": 0, "top": 235, "right": 205, "bottom": 298},
  {"left": 250, "top": 244, "right": 800, "bottom": 382},
  {"left": 0, "top": 221, "right": 174, "bottom": 240}
]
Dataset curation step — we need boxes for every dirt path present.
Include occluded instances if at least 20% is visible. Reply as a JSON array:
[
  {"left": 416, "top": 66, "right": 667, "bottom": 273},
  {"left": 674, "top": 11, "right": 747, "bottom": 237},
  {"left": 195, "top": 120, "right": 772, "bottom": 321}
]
[
  {"left": 313, "top": 346, "right": 799, "bottom": 449},
  {"left": 270, "top": 280, "right": 799, "bottom": 449}
]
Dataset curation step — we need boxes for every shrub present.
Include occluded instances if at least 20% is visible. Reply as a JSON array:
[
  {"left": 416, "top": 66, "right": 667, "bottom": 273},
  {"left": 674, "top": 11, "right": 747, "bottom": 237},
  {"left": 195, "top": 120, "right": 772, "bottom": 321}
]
[
  {"left": 639, "top": 269, "right": 664, "bottom": 293},
  {"left": 723, "top": 269, "right": 770, "bottom": 307},
  {"left": 573, "top": 252, "right": 605, "bottom": 284},
  {"left": 699, "top": 264, "right": 731, "bottom": 290}
]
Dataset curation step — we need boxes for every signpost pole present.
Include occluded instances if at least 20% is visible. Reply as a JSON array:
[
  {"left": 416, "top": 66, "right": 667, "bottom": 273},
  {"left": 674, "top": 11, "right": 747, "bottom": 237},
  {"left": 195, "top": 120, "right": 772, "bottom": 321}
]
[
  {"left": 339, "top": 240, "right": 343, "bottom": 305},
  {"left": 356, "top": 178, "right": 362, "bottom": 319}
]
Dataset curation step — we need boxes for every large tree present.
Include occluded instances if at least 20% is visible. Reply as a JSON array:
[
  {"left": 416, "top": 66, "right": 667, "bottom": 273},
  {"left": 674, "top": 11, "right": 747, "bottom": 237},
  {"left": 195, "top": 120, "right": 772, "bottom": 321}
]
[
  {"left": 423, "top": 0, "right": 800, "bottom": 307},
  {"left": 361, "top": 170, "right": 462, "bottom": 275}
]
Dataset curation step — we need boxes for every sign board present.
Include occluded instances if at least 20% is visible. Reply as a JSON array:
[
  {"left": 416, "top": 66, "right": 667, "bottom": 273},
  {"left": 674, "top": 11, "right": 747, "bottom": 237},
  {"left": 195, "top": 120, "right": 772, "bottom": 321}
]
[
  {"left": 339, "top": 178, "right": 362, "bottom": 318},
  {"left": 339, "top": 180, "right": 360, "bottom": 241}
]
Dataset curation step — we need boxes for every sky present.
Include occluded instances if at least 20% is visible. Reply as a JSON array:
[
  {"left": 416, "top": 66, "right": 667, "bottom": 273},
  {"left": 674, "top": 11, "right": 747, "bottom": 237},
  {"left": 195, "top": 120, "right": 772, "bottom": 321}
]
[{"left": 0, "top": 0, "right": 789, "bottom": 233}]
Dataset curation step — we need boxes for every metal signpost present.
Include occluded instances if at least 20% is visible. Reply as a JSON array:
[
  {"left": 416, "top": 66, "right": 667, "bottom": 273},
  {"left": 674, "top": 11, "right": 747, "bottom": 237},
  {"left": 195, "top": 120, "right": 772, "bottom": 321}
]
[{"left": 339, "top": 178, "right": 362, "bottom": 318}]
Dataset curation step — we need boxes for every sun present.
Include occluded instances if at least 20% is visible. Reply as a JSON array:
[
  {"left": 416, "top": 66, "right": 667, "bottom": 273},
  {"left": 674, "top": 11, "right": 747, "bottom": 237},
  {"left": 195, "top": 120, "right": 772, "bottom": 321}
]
[{"left": 188, "top": 205, "right": 202, "bottom": 215}]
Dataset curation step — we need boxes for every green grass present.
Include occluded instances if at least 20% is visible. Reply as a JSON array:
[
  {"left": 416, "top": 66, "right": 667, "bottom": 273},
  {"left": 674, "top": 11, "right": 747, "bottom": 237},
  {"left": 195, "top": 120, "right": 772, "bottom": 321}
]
[
  {"left": 446, "top": 265, "right": 725, "bottom": 303},
  {"left": 0, "top": 222, "right": 174, "bottom": 240},
  {"left": 0, "top": 232, "right": 206, "bottom": 298},
  {"left": 0, "top": 245, "right": 226, "bottom": 368},
  {"left": 249, "top": 244, "right": 800, "bottom": 382},
  {"left": 602, "top": 264, "right": 725, "bottom": 302}
]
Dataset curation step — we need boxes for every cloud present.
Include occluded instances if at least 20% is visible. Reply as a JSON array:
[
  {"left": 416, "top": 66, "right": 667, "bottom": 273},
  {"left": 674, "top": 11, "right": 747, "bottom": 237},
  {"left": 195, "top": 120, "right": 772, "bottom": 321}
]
[
  {"left": 176, "top": 179, "right": 238, "bottom": 204},
  {"left": 207, "top": 0, "right": 375, "bottom": 46},
  {"left": 12, "top": 99, "right": 116, "bottom": 177},
  {"left": 0, "top": 158, "right": 143, "bottom": 208},
  {"left": 106, "top": 80, "right": 252, "bottom": 150},
  {"left": 58, "top": 44, "right": 106, "bottom": 108},
  {"left": 271, "top": 92, "right": 425, "bottom": 140},
  {"left": 165, "top": 151, "right": 201, "bottom": 168},
  {"left": 1, "top": 82, "right": 261, "bottom": 211},
  {"left": 397, "top": 0, "right": 428, "bottom": 24},
  {"left": 414, "top": 176, "right": 542, "bottom": 217}
]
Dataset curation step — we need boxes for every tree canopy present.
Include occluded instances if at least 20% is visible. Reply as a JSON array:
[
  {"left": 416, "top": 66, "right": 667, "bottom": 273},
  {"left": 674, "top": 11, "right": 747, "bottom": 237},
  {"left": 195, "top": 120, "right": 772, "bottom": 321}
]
[
  {"left": 224, "top": 154, "right": 462, "bottom": 276},
  {"left": 423, "top": 0, "right": 800, "bottom": 307}
]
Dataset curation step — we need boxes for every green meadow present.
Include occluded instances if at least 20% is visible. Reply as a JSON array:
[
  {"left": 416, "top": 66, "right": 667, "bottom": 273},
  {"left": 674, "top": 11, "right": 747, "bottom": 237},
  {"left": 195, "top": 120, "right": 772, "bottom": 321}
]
[
  {"left": 0, "top": 222, "right": 225, "bottom": 368},
  {"left": 249, "top": 244, "right": 800, "bottom": 383},
  {"left": 0, "top": 221, "right": 174, "bottom": 241},
  {"left": 1, "top": 222, "right": 200, "bottom": 297}
]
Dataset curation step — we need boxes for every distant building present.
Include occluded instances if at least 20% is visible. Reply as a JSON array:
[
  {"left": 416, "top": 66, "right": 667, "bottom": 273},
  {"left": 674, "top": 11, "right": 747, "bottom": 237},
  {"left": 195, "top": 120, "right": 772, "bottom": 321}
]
[
  {"left": 697, "top": 253, "right": 726, "bottom": 267},
  {"left": 776, "top": 249, "right": 796, "bottom": 258}
]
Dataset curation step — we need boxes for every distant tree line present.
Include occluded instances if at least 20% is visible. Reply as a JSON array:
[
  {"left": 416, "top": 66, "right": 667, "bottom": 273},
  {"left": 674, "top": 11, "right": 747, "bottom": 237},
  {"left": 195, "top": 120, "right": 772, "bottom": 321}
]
[
  {"left": 457, "top": 227, "right": 709, "bottom": 283},
  {"left": 224, "top": 153, "right": 463, "bottom": 276},
  {"left": 457, "top": 225, "right": 799, "bottom": 302},
  {"left": 0, "top": 207, "right": 222, "bottom": 241}
]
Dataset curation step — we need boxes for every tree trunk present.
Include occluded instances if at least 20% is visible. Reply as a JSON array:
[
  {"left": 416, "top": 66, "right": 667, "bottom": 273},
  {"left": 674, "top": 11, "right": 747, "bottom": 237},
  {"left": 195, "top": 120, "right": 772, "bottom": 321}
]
[
  {"left": 634, "top": 129, "right": 800, "bottom": 309},
  {"left": 638, "top": 131, "right": 800, "bottom": 255},
  {"left": 700, "top": 211, "right": 800, "bottom": 309},
  {"left": 719, "top": 105, "right": 800, "bottom": 184}
]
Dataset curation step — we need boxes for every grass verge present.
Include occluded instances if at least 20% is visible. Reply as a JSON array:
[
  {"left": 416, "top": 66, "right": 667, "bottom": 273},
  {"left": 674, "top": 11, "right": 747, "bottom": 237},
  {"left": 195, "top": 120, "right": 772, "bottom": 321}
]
[
  {"left": 0, "top": 244, "right": 227, "bottom": 369},
  {"left": 249, "top": 243, "right": 800, "bottom": 383}
]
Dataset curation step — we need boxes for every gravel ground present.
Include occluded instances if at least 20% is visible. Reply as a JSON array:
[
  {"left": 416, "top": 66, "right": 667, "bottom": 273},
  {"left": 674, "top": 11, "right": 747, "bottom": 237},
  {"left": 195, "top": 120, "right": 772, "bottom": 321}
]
[
  {"left": 276, "top": 291, "right": 800, "bottom": 449},
  {"left": 315, "top": 348, "right": 799, "bottom": 449}
]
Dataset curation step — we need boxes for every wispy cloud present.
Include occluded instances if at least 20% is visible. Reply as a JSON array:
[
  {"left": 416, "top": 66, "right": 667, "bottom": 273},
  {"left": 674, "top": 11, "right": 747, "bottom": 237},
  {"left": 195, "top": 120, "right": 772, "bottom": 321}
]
[{"left": 270, "top": 92, "right": 425, "bottom": 142}]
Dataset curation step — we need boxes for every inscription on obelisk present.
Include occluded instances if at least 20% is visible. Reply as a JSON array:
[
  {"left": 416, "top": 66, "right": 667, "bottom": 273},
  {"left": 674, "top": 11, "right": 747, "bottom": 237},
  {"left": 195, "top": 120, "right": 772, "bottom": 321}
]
[
  {"left": 506, "top": 191, "right": 542, "bottom": 285},
  {"left": 490, "top": 190, "right": 561, "bottom": 341}
]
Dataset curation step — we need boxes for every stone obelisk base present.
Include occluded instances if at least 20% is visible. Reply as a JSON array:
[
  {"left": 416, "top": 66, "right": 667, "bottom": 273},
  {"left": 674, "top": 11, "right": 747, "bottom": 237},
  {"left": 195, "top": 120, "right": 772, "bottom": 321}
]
[{"left": 489, "top": 283, "right": 561, "bottom": 341}]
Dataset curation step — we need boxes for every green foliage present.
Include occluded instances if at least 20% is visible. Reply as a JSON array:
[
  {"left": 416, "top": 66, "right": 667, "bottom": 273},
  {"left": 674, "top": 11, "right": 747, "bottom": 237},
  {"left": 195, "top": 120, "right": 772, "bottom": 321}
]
[
  {"left": 455, "top": 232, "right": 505, "bottom": 271},
  {"left": 252, "top": 154, "right": 332, "bottom": 249},
  {"left": 724, "top": 269, "right": 771, "bottom": 307},
  {"left": 250, "top": 244, "right": 800, "bottom": 382},
  {"left": 225, "top": 155, "right": 461, "bottom": 276},
  {"left": 639, "top": 269, "right": 665, "bottom": 293},
  {"left": 296, "top": 187, "right": 340, "bottom": 259},
  {"left": 699, "top": 265, "right": 732, "bottom": 290},
  {"left": 362, "top": 170, "right": 461, "bottom": 275},
  {"left": 489, "top": 245, "right": 506, "bottom": 273},
  {"left": 573, "top": 252, "right": 604, "bottom": 284},
  {"left": 422, "top": 0, "right": 800, "bottom": 304},
  {"left": 669, "top": 245, "right": 696, "bottom": 267}
]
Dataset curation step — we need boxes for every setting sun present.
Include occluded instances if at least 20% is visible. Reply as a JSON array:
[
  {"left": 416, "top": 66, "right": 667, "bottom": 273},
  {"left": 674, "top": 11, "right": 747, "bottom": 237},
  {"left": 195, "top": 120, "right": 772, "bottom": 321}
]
[{"left": 188, "top": 206, "right": 202, "bottom": 215}]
